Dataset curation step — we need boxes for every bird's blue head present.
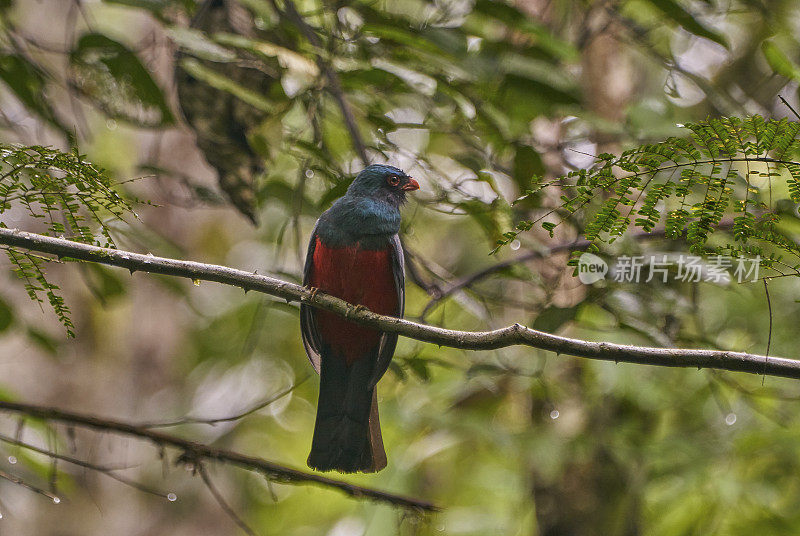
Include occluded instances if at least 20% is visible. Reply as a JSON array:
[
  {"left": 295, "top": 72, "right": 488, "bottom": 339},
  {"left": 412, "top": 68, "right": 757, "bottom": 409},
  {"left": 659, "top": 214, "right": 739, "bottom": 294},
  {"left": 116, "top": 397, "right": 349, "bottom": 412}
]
[{"left": 346, "top": 164, "right": 419, "bottom": 206}]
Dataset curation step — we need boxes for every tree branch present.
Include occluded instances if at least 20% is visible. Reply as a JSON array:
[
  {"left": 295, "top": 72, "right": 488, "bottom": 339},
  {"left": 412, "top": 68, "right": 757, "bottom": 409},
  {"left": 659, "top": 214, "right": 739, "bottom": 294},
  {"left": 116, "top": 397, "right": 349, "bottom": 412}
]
[
  {"left": 1, "top": 227, "right": 799, "bottom": 380},
  {"left": 197, "top": 462, "right": 258, "bottom": 536},
  {"left": 138, "top": 376, "right": 309, "bottom": 429},
  {"left": 420, "top": 219, "right": 736, "bottom": 319},
  {"left": 0, "top": 432, "right": 171, "bottom": 499},
  {"left": 0, "top": 467, "right": 61, "bottom": 503},
  {"left": 0, "top": 398, "right": 438, "bottom": 512}
]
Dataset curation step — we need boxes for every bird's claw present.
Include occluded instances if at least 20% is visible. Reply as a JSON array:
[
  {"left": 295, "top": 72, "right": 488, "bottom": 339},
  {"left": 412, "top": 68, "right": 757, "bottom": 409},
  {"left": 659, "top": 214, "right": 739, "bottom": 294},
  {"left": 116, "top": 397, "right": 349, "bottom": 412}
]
[
  {"left": 344, "top": 304, "right": 367, "bottom": 318},
  {"left": 303, "top": 285, "right": 320, "bottom": 301}
]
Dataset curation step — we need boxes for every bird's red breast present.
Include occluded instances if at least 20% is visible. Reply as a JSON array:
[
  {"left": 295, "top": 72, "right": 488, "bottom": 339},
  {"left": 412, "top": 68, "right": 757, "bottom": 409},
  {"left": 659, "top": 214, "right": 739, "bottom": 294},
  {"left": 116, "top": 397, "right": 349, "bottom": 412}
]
[{"left": 309, "top": 237, "right": 399, "bottom": 365}]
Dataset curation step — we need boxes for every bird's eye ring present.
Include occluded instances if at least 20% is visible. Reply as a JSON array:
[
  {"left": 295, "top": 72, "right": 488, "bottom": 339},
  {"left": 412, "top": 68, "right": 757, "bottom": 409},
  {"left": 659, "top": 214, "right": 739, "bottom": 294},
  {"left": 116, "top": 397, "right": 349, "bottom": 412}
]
[{"left": 387, "top": 175, "right": 400, "bottom": 187}]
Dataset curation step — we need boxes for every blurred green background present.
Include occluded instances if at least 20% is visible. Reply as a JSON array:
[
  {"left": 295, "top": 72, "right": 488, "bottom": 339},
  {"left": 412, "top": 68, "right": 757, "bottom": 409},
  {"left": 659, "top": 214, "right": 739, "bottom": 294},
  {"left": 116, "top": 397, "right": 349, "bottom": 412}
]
[{"left": 1, "top": 0, "right": 800, "bottom": 534}]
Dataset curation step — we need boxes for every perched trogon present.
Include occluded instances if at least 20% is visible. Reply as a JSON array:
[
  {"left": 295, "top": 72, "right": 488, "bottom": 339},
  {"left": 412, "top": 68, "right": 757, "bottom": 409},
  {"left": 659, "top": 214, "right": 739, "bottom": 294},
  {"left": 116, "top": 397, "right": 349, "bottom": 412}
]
[{"left": 301, "top": 164, "right": 419, "bottom": 473}]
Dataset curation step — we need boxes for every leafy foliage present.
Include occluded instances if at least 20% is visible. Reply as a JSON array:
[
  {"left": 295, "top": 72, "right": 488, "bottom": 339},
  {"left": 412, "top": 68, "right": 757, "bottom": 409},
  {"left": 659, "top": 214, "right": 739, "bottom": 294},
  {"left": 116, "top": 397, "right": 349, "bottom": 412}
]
[
  {"left": 69, "top": 33, "right": 175, "bottom": 127},
  {"left": 3, "top": 0, "right": 800, "bottom": 533},
  {"left": 499, "top": 116, "right": 800, "bottom": 275},
  {"left": 0, "top": 144, "right": 133, "bottom": 335}
]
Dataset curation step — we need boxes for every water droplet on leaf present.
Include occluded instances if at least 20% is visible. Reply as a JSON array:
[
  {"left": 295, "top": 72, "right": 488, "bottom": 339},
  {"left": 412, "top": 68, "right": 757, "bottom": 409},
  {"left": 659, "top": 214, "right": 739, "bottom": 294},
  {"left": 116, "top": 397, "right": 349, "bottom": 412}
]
[
  {"left": 167, "top": 493, "right": 177, "bottom": 502},
  {"left": 725, "top": 413, "right": 737, "bottom": 425},
  {"left": 550, "top": 410, "right": 559, "bottom": 420},
  {"left": 52, "top": 497, "right": 60, "bottom": 504},
  {"left": 8, "top": 456, "right": 16, "bottom": 464}
]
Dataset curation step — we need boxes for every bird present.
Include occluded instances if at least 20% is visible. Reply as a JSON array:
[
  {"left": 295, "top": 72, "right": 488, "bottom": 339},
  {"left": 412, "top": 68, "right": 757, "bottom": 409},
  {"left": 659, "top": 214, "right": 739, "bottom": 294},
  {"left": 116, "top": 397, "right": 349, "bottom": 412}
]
[{"left": 300, "top": 164, "right": 419, "bottom": 473}]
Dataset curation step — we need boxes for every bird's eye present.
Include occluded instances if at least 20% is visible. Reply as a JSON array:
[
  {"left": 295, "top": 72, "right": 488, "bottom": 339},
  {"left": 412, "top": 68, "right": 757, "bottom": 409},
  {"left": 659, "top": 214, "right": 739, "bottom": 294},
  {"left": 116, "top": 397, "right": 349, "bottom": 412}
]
[{"left": 387, "top": 175, "right": 400, "bottom": 187}]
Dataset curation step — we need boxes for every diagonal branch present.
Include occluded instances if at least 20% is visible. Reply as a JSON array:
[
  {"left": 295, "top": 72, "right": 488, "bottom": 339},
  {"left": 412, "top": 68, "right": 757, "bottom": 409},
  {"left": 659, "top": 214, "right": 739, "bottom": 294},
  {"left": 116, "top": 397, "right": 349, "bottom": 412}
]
[
  {"left": 1, "top": 226, "right": 799, "bottom": 380},
  {"left": 270, "top": 0, "right": 369, "bottom": 164},
  {"left": 420, "top": 219, "right": 736, "bottom": 319},
  {"left": 139, "top": 375, "right": 309, "bottom": 429},
  {"left": 0, "top": 398, "right": 438, "bottom": 512},
  {"left": 0, "top": 467, "right": 61, "bottom": 503},
  {"left": 197, "top": 462, "right": 258, "bottom": 536},
  {"left": 0, "top": 432, "right": 171, "bottom": 499}
]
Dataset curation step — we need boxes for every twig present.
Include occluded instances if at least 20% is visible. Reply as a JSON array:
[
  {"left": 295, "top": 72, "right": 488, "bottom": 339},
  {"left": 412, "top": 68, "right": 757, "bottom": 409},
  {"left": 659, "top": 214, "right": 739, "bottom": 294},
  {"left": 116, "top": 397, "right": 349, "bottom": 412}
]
[
  {"left": 0, "top": 432, "right": 170, "bottom": 498},
  {"left": 197, "top": 463, "right": 258, "bottom": 536},
  {"left": 140, "top": 376, "right": 309, "bottom": 428},
  {"left": 763, "top": 279, "right": 773, "bottom": 385},
  {"left": 0, "top": 397, "right": 439, "bottom": 512},
  {"left": 420, "top": 219, "right": 735, "bottom": 319},
  {"left": 402, "top": 245, "right": 444, "bottom": 299},
  {"left": 0, "top": 467, "right": 60, "bottom": 503},
  {"left": 271, "top": 0, "right": 369, "bottom": 164},
  {"left": 1, "top": 227, "right": 799, "bottom": 380},
  {"left": 779, "top": 95, "right": 800, "bottom": 121}
]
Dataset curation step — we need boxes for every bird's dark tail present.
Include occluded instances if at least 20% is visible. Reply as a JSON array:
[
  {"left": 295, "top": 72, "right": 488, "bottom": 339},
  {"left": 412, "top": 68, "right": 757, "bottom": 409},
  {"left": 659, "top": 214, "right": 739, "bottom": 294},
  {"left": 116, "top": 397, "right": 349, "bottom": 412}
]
[{"left": 307, "top": 352, "right": 387, "bottom": 473}]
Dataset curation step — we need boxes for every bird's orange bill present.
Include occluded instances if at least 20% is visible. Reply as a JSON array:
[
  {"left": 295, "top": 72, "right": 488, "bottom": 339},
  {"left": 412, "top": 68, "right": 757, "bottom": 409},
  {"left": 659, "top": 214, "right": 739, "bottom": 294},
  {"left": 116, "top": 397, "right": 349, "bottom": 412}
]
[{"left": 402, "top": 178, "right": 420, "bottom": 191}]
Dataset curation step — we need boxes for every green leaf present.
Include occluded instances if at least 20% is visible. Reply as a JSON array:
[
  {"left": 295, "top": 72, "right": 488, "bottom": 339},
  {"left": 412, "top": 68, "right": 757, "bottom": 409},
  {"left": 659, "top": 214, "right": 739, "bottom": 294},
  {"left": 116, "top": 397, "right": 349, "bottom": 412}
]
[
  {"left": 167, "top": 27, "right": 237, "bottom": 62},
  {"left": 645, "top": 0, "right": 728, "bottom": 48},
  {"left": 339, "top": 68, "right": 406, "bottom": 92},
  {"left": 362, "top": 24, "right": 444, "bottom": 56},
  {"left": 101, "top": 0, "right": 173, "bottom": 15},
  {"left": 513, "top": 145, "right": 545, "bottom": 191},
  {"left": 0, "top": 55, "right": 68, "bottom": 137},
  {"left": 761, "top": 40, "right": 800, "bottom": 82},
  {"left": 317, "top": 178, "right": 352, "bottom": 209},
  {"left": 26, "top": 327, "right": 58, "bottom": 355},
  {"left": 84, "top": 264, "right": 127, "bottom": 302},
  {"left": 179, "top": 58, "right": 275, "bottom": 113},
  {"left": 498, "top": 73, "right": 579, "bottom": 122},
  {"left": 213, "top": 33, "right": 319, "bottom": 76},
  {"left": 497, "top": 115, "right": 800, "bottom": 264},
  {"left": 533, "top": 306, "right": 578, "bottom": 332},
  {"left": 70, "top": 33, "right": 174, "bottom": 126},
  {"left": 470, "top": 0, "right": 578, "bottom": 61},
  {"left": 0, "top": 296, "right": 13, "bottom": 333},
  {"left": 405, "top": 357, "right": 432, "bottom": 382}
]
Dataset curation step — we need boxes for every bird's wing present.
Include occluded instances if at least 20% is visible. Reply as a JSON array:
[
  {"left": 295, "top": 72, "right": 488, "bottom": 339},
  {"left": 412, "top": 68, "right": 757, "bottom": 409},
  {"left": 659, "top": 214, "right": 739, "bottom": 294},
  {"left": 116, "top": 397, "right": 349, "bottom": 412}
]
[
  {"left": 369, "top": 234, "right": 405, "bottom": 387},
  {"left": 300, "top": 223, "right": 322, "bottom": 374}
]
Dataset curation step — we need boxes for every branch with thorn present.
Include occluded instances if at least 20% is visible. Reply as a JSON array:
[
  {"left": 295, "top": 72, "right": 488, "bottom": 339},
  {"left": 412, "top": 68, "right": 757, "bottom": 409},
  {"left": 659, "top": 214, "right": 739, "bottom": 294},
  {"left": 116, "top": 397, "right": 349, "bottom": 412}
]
[
  {"left": 0, "top": 227, "right": 796, "bottom": 379},
  {"left": 0, "top": 398, "right": 439, "bottom": 512}
]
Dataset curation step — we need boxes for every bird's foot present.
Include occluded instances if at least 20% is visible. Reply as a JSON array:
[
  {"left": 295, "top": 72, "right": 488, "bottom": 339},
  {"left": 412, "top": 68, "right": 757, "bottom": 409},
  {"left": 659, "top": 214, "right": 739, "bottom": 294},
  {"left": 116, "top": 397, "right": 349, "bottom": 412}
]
[
  {"left": 344, "top": 304, "right": 367, "bottom": 318},
  {"left": 303, "top": 285, "right": 320, "bottom": 301}
]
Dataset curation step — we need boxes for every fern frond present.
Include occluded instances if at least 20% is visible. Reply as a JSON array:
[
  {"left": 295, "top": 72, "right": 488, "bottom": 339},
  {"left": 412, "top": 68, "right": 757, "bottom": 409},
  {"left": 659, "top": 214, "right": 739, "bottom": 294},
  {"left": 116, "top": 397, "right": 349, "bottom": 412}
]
[
  {"left": 501, "top": 116, "right": 800, "bottom": 275},
  {"left": 0, "top": 144, "right": 134, "bottom": 335}
]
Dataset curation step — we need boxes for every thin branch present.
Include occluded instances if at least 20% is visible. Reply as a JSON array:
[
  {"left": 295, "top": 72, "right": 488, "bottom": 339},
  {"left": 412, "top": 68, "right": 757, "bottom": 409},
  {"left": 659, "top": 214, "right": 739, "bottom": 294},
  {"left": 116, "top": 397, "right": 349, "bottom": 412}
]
[
  {"left": 271, "top": 0, "right": 369, "bottom": 164},
  {"left": 0, "top": 397, "right": 438, "bottom": 512},
  {"left": 420, "top": 219, "right": 735, "bottom": 319},
  {"left": 763, "top": 279, "right": 773, "bottom": 385},
  {"left": 0, "top": 432, "right": 170, "bottom": 499},
  {"left": 140, "top": 376, "right": 309, "bottom": 429},
  {"left": 1, "top": 227, "right": 799, "bottom": 381},
  {"left": 197, "top": 462, "right": 258, "bottom": 536},
  {"left": 779, "top": 95, "right": 800, "bottom": 121},
  {"left": 0, "top": 467, "right": 60, "bottom": 503},
  {"left": 402, "top": 244, "right": 444, "bottom": 299}
]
